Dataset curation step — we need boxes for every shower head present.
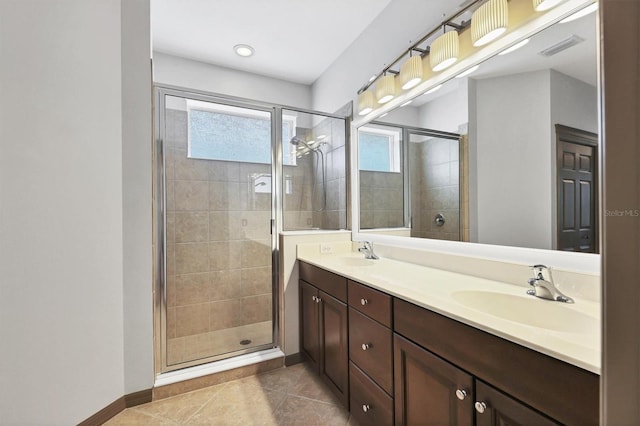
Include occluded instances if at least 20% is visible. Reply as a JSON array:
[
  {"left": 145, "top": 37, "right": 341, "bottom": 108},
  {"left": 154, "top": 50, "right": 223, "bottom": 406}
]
[{"left": 289, "top": 136, "right": 312, "bottom": 149}]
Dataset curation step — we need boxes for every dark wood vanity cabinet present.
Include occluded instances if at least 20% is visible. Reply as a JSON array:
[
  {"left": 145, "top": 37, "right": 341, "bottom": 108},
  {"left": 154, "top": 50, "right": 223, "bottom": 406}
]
[
  {"left": 394, "top": 298, "right": 598, "bottom": 425},
  {"left": 394, "top": 334, "right": 474, "bottom": 425},
  {"left": 298, "top": 261, "right": 599, "bottom": 425},
  {"left": 474, "top": 381, "right": 558, "bottom": 426},
  {"left": 299, "top": 262, "right": 349, "bottom": 408}
]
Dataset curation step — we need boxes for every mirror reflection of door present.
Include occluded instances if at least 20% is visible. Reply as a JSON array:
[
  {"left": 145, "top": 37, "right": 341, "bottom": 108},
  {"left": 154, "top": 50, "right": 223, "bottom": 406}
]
[{"left": 556, "top": 124, "right": 598, "bottom": 253}]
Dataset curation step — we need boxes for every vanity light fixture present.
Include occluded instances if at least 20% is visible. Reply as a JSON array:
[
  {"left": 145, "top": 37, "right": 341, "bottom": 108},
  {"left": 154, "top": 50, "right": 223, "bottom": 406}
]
[
  {"left": 455, "top": 64, "right": 480, "bottom": 78},
  {"left": 498, "top": 38, "right": 530, "bottom": 55},
  {"left": 376, "top": 73, "right": 397, "bottom": 104},
  {"left": 233, "top": 44, "right": 255, "bottom": 57},
  {"left": 399, "top": 55, "right": 423, "bottom": 90},
  {"left": 559, "top": 2, "right": 598, "bottom": 23},
  {"left": 533, "top": 0, "right": 564, "bottom": 12},
  {"left": 471, "top": 0, "right": 509, "bottom": 47},
  {"left": 357, "top": 90, "right": 375, "bottom": 116},
  {"left": 430, "top": 30, "right": 460, "bottom": 72}
]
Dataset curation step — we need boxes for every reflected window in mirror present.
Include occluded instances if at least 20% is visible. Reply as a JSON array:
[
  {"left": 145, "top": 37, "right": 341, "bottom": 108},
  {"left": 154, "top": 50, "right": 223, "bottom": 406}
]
[{"left": 358, "top": 124, "right": 405, "bottom": 231}]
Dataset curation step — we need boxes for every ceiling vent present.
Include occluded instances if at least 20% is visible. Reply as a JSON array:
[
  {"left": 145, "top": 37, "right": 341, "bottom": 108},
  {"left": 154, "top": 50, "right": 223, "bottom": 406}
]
[{"left": 538, "top": 34, "right": 585, "bottom": 57}]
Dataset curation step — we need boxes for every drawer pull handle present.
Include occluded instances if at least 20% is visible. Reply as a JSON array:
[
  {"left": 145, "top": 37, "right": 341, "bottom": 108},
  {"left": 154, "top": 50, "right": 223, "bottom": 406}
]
[
  {"left": 475, "top": 401, "right": 487, "bottom": 414},
  {"left": 361, "top": 343, "right": 372, "bottom": 351},
  {"left": 455, "top": 389, "right": 467, "bottom": 400},
  {"left": 362, "top": 404, "right": 371, "bottom": 413},
  {"left": 360, "top": 298, "right": 368, "bottom": 305}
]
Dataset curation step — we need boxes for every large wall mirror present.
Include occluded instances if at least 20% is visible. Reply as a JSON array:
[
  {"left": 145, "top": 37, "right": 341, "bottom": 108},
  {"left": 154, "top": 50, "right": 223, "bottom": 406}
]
[{"left": 356, "top": 6, "right": 597, "bottom": 254}]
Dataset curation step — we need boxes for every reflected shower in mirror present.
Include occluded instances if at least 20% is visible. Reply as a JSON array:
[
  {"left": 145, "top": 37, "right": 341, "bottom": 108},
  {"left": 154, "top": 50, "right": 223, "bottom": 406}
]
[
  {"left": 282, "top": 109, "right": 347, "bottom": 231},
  {"left": 357, "top": 10, "right": 597, "bottom": 253}
]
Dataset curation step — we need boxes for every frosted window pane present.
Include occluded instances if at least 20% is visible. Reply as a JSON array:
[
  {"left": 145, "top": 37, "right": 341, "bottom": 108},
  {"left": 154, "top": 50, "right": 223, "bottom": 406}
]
[{"left": 359, "top": 132, "right": 391, "bottom": 171}]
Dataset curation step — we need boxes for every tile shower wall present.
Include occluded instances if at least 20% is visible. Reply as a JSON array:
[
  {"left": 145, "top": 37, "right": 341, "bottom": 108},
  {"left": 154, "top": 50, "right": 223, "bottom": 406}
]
[
  {"left": 311, "top": 118, "right": 347, "bottom": 230},
  {"left": 164, "top": 108, "right": 272, "bottom": 364},
  {"left": 359, "top": 171, "right": 404, "bottom": 229},
  {"left": 410, "top": 138, "right": 460, "bottom": 240},
  {"left": 283, "top": 158, "right": 315, "bottom": 230}
]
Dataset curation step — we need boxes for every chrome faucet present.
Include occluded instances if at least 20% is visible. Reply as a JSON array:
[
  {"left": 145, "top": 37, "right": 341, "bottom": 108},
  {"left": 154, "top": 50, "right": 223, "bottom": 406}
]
[
  {"left": 357, "top": 241, "right": 379, "bottom": 260},
  {"left": 527, "top": 265, "right": 574, "bottom": 303}
]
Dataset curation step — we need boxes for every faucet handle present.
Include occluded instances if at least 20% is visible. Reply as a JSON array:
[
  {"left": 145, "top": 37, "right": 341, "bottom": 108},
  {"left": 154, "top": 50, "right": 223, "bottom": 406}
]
[{"left": 529, "top": 264, "right": 549, "bottom": 270}]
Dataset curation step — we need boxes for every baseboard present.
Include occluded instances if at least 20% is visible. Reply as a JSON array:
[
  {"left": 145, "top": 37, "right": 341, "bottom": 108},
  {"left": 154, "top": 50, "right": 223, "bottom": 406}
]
[
  {"left": 284, "top": 352, "right": 303, "bottom": 366},
  {"left": 77, "top": 388, "right": 152, "bottom": 426},
  {"left": 77, "top": 396, "right": 125, "bottom": 426},
  {"left": 124, "top": 388, "right": 153, "bottom": 407}
]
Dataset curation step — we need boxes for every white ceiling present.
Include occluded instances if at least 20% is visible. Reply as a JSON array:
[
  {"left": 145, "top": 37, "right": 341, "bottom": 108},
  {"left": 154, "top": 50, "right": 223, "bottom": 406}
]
[{"left": 151, "top": 0, "right": 394, "bottom": 85}]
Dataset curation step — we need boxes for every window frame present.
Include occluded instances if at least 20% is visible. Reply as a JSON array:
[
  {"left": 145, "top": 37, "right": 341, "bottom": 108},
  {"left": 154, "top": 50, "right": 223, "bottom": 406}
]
[{"left": 358, "top": 125, "right": 402, "bottom": 173}]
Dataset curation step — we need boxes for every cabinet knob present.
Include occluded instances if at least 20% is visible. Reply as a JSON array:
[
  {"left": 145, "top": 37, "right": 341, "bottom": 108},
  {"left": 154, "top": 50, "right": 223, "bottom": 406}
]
[
  {"left": 312, "top": 296, "right": 316, "bottom": 301},
  {"left": 315, "top": 297, "right": 321, "bottom": 304},
  {"left": 474, "top": 401, "right": 487, "bottom": 414},
  {"left": 360, "top": 298, "right": 368, "bottom": 305},
  {"left": 455, "top": 389, "right": 467, "bottom": 400},
  {"left": 362, "top": 404, "right": 371, "bottom": 413},
  {"left": 361, "top": 343, "right": 372, "bottom": 351}
]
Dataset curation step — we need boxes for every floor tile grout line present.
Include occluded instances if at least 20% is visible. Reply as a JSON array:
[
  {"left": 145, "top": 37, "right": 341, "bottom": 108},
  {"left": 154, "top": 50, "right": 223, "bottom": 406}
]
[
  {"left": 180, "top": 381, "right": 230, "bottom": 424},
  {"left": 128, "top": 406, "right": 181, "bottom": 425}
]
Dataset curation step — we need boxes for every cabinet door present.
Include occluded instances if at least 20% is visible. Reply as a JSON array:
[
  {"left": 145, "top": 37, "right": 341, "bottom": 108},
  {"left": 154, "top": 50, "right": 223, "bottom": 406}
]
[
  {"left": 475, "top": 381, "right": 559, "bottom": 426},
  {"left": 299, "top": 280, "right": 320, "bottom": 370},
  {"left": 394, "top": 334, "right": 473, "bottom": 426},
  {"left": 319, "top": 290, "right": 349, "bottom": 408}
]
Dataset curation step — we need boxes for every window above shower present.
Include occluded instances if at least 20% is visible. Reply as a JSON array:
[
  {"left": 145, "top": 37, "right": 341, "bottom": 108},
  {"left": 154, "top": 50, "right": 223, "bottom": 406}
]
[{"left": 181, "top": 98, "right": 298, "bottom": 166}]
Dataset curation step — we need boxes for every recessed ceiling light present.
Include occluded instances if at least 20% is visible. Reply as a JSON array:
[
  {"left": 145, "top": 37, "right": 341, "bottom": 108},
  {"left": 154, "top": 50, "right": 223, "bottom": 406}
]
[
  {"left": 234, "top": 44, "right": 255, "bottom": 57},
  {"left": 498, "top": 38, "right": 530, "bottom": 56},
  {"left": 455, "top": 65, "right": 480, "bottom": 78}
]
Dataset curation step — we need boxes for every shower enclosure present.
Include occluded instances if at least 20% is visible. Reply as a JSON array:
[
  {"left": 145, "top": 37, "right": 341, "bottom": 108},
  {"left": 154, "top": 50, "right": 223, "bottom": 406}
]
[{"left": 154, "top": 87, "right": 347, "bottom": 373}]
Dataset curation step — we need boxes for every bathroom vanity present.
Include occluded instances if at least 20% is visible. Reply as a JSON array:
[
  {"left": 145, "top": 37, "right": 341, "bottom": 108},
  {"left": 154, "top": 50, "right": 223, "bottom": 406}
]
[{"left": 298, "top": 253, "right": 599, "bottom": 425}]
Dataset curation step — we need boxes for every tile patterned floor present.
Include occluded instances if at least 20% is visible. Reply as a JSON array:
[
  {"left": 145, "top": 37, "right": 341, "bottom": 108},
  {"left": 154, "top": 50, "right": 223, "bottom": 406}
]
[{"left": 106, "top": 363, "right": 356, "bottom": 425}]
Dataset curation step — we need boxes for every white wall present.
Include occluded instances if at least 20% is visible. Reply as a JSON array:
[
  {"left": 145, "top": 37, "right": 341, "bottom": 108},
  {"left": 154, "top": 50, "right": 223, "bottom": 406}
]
[
  {"left": 122, "top": 0, "right": 154, "bottom": 395},
  {"left": 471, "top": 70, "right": 553, "bottom": 249},
  {"left": 0, "top": 0, "right": 151, "bottom": 423},
  {"left": 418, "top": 79, "right": 469, "bottom": 133},
  {"left": 153, "top": 52, "right": 312, "bottom": 109},
  {"left": 550, "top": 69, "right": 598, "bottom": 134},
  {"left": 311, "top": 0, "right": 459, "bottom": 113}
]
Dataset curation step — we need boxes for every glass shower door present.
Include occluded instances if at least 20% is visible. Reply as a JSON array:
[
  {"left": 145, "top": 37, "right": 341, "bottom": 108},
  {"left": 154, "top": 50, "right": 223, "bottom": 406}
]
[{"left": 158, "top": 91, "right": 275, "bottom": 371}]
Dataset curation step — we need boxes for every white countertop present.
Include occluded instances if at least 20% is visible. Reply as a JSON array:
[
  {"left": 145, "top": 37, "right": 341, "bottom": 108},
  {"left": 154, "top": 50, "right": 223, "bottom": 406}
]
[{"left": 297, "top": 251, "right": 601, "bottom": 374}]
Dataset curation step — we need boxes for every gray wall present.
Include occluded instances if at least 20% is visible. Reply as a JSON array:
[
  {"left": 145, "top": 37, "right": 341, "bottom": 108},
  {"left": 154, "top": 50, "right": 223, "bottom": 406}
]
[
  {"left": 0, "top": 0, "right": 151, "bottom": 423},
  {"left": 468, "top": 69, "right": 597, "bottom": 250},
  {"left": 153, "top": 52, "right": 312, "bottom": 109}
]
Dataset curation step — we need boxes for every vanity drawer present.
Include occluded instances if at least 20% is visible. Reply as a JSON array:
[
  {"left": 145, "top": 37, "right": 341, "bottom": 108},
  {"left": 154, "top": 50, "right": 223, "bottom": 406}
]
[
  {"left": 350, "top": 361, "right": 394, "bottom": 426},
  {"left": 348, "top": 280, "right": 392, "bottom": 327},
  {"left": 299, "top": 261, "right": 347, "bottom": 302},
  {"left": 349, "top": 307, "right": 393, "bottom": 395}
]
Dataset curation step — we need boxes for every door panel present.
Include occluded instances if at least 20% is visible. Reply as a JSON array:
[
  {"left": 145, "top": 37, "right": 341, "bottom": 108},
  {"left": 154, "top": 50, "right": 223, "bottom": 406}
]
[
  {"left": 299, "top": 280, "right": 319, "bottom": 369},
  {"left": 319, "top": 290, "right": 349, "bottom": 407},
  {"left": 394, "top": 334, "right": 473, "bottom": 425},
  {"left": 557, "top": 133, "right": 597, "bottom": 253}
]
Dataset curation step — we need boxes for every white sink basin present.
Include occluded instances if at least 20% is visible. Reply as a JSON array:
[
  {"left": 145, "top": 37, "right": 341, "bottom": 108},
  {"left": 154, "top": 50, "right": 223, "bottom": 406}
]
[
  {"left": 329, "top": 257, "right": 377, "bottom": 267},
  {"left": 452, "top": 290, "right": 598, "bottom": 334}
]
